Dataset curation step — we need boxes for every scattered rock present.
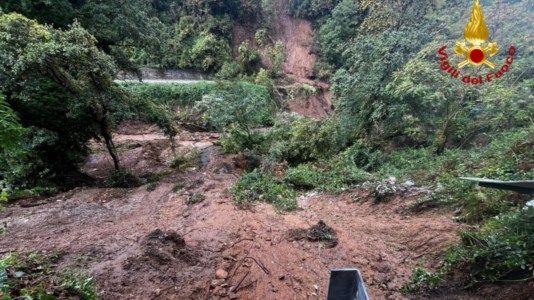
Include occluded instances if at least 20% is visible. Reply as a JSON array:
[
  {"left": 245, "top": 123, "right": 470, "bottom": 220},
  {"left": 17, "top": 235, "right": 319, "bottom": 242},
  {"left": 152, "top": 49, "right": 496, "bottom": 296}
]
[
  {"left": 278, "top": 274, "right": 285, "bottom": 281},
  {"left": 211, "top": 279, "right": 225, "bottom": 288},
  {"left": 216, "top": 269, "right": 228, "bottom": 280}
]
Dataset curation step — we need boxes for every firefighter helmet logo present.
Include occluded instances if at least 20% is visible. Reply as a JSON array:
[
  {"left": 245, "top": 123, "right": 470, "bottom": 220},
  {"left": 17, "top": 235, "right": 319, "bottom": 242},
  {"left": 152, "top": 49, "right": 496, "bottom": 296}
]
[{"left": 454, "top": 0, "right": 499, "bottom": 69}]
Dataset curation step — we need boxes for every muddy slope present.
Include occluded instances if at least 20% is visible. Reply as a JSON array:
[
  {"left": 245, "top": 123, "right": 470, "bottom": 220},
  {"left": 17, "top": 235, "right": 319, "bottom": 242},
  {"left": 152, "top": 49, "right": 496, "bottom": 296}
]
[{"left": 1, "top": 126, "right": 531, "bottom": 299}]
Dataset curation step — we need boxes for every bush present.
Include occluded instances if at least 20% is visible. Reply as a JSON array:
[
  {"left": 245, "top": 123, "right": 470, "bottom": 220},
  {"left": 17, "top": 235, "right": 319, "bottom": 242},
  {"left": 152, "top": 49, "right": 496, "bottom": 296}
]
[
  {"left": 410, "top": 207, "right": 534, "bottom": 289},
  {"left": 215, "top": 62, "right": 241, "bottom": 80},
  {"left": 231, "top": 169, "right": 298, "bottom": 212},
  {"left": 454, "top": 207, "right": 534, "bottom": 282},
  {"left": 106, "top": 170, "right": 140, "bottom": 188},
  {"left": 194, "top": 82, "right": 274, "bottom": 132},
  {"left": 267, "top": 113, "right": 342, "bottom": 165},
  {"left": 288, "top": 0, "right": 340, "bottom": 19},
  {"left": 219, "top": 127, "right": 267, "bottom": 154}
]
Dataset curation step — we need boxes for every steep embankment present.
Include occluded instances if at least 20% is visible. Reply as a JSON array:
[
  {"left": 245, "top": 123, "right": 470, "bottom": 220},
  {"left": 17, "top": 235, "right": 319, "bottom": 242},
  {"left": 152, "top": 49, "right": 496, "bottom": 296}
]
[
  {"left": 234, "top": 0, "right": 332, "bottom": 119},
  {"left": 274, "top": 0, "right": 332, "bottom": 119}
]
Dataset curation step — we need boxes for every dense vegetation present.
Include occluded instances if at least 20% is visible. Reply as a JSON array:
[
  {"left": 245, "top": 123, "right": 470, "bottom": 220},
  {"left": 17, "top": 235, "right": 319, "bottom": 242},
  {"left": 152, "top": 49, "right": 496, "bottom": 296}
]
[{"left": 0, "top": 0, "right": 533, "bottom": 294}]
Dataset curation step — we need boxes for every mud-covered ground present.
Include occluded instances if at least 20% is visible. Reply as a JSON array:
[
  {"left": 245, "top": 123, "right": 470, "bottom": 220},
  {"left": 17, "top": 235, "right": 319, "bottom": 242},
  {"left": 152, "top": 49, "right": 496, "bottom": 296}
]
[{"left": 1, "top": 123, "right": 532, "bottom": 300}]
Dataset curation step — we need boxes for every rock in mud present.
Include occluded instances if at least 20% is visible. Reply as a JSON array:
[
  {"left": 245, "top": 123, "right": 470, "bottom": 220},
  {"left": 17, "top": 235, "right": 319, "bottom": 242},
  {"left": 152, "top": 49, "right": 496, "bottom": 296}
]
[{"left": 216, "top": 268, "right": 228, "bottom": 279}]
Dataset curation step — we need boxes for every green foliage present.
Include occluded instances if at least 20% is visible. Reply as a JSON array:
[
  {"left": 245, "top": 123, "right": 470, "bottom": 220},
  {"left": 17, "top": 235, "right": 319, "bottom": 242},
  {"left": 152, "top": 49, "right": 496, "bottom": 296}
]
[
  {"left": 220, "top": 126, "right": 266, "bottom": 154},
  {"left": 402, "top": 267, "right": 443, "bottom": 293},
  {"left": 0, "top": 252, "right": 99, "bottom": 299},
  {"left": 288, "top": 0, "right": 340, "bottom": 19},
  {"left": 267, "top": 114, "right": 342, "bottom": 164},
  {"left": 453, "top": 208, "right": 534, "bottom": 282},
  {"left": 216, "top": 62, "right": 242, "bottom": 80},
  {"left": 106, "top": 170, "right": 141, "bottom": 188},
  {"left": 186, "top": 193, "right": 206, "bottom": 205},
  {"left": 254, "top": 28, "right": 270, "bottom": 46},
  {"left": 170, "top": 150, "right": 201, "bottom": 171},
  {"left": 231, "top": 169, "right": 298, "bottom": 211},
  {"left": 121, "top": 82, "right": 217, "bottom": 107},
  {"left": 264, "top": 41, "right": 285, "bottom": 77},
  {"left": 254, "top": 68, "right": 279, "bottom": 103},
  {"left": 194, "top": 82, "right": 274, "bottom": 132},
  {"left": 283, "top": 161, "right": 369, "bottom": 194},
  {"left": 238, "top": 42, "right": 260, "bottom": 75},
  {"left": 0, "top": 13, "right": 128, "bottom": 190}
]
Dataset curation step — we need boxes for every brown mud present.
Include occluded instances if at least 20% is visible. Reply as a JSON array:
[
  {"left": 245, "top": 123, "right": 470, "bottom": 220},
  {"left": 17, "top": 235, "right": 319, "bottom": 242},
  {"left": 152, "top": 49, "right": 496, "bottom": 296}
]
[{"left": 2, "top": 122, "right": 531, "bottom": 299}]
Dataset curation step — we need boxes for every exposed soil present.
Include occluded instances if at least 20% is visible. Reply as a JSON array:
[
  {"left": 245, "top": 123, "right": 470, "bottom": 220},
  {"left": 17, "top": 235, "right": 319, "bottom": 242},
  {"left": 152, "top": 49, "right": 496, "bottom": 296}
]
[
  {"left": 234, "top": 0, "right": 332, "bottom": 120},
  {"left": 273, "top": 0, "right": 332, "bottom": 120},
  {"left": 1, "top": 123, "right": 532, "bottom": 299}
]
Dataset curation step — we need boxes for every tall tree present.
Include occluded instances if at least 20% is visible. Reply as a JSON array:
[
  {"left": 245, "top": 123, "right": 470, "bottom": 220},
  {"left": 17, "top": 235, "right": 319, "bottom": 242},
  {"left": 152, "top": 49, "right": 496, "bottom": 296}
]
[{"left": 0, "top": 13, "right": 124, "bottom": 171}]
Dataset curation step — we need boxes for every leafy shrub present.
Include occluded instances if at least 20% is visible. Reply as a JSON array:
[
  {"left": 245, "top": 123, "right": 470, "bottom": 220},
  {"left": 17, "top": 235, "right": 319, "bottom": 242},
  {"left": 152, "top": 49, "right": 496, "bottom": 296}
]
[
  {"left": 284, "top": 164, "right": 322, "bottom": 189},
  {"left": 408, "top": 207, "right": 534, "bottom": 290},
  {"left": 195, "top": 82, "right": 274, "bottom": 132},
  {"left": 219, "top": 127, "right": 267, "bottom": 154},
  {"left": 267, "top": 114, "right": 342, "bottom": 165},
  {"left": 264, "top": 41, "right": 285, "bottom": 77},
  {"left": 106, "top": 170, "right": 140, "bottom": 188},
  {"left": 402, "top": 267, "right": 443, "bottom": 292},
  {"left": 288, "top": 0, "right": 340, "bottom": 19},
  {"left": 215, "top": 62, "right": 241, "bottom": 80},
  {"left": 455, "top": 208, "right": 534, "bottom": 282},
  {"left": 237, "top": 42, "right": 260, "bottom": 74},
  {"left": 254, "top": 28, "right": 270, "bottom": 46},
  {"left": 231, "top": 169, "right": 298, "bottom": 211}
]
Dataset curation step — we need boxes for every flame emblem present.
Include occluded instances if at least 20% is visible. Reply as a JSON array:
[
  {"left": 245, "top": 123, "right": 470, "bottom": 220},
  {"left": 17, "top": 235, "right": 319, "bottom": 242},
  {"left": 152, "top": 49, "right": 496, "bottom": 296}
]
[{"left": 454, "top": 0, "right": 499, "bottom": 68}]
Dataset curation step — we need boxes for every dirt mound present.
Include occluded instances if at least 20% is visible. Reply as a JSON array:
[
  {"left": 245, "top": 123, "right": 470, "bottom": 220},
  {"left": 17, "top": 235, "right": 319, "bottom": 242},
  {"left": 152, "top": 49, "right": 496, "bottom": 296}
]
[
  {"left": 288, "top": 220, "right": 339, "bottom": 248},
  {"left": 139, "top": 229, "right": 189, "bottom": 263},
  {"left": 112, "top": 230, "right": 209, "bottom": 299}
]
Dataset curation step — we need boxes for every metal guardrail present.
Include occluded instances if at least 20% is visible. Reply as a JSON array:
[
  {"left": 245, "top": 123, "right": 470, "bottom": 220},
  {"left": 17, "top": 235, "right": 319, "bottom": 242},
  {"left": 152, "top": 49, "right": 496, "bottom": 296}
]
[
  {"left": 460, "top": 177, "right": 534, "bottom": 194},
  {"left": 327, "top": 268, "right": 370, "bottom": 300}
]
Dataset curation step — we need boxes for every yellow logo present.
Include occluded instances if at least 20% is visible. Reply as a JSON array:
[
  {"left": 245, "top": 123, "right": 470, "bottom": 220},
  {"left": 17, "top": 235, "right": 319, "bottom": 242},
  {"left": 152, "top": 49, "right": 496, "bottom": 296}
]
[{"left": 454, "top": 0, "right": 499, "bottom": 69}]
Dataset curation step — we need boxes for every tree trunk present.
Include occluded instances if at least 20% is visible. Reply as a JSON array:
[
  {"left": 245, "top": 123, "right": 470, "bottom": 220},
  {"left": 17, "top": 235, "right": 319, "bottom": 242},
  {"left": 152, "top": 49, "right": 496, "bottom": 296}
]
[{"left": 100, "top": 120, "right": 120, "bottom": 170}]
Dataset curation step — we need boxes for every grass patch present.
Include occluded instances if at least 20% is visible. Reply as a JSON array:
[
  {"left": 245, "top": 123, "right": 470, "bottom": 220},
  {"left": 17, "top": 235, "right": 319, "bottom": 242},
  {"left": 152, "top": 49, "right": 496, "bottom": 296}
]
[
  {"left": 172, "top": 183, "right": 184, "bottom": 193},
  {"left": 170, "top": 150, "right": 201, "bottom": 171},
  {"left": 0, "top": 251, "right": 98, "bottom": 299},
  {"left": 186, "top": 194, "right": 206, "bottom": 205},
  {"left": 231, "top": 169, "right": 298, "bottom": 212}
]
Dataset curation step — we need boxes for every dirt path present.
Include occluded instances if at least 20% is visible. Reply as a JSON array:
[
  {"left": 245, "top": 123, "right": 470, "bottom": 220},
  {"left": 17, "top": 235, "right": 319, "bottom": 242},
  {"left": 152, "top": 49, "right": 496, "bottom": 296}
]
[{"left": 0, "top": 123, "right": 472, "bottom": 300}]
